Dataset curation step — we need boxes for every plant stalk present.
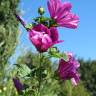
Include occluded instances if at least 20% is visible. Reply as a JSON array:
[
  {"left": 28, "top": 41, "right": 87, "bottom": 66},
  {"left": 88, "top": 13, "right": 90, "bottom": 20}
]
[{"left": 38, "top": 53, "right": 43, "bottom": 96}]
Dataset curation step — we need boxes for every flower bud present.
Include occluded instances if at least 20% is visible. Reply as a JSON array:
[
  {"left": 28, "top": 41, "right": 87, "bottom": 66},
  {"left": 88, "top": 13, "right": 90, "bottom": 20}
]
[
  {"left": 13, "top": 78, "right": 24, "bottom": 94},
  {"left": 38, "top": 7, "right": 45, "bottom": 15}
]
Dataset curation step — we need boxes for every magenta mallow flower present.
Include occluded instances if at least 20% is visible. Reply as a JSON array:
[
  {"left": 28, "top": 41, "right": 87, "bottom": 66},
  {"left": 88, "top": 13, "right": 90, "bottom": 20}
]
[
  {"left": 13, "top": 78, "right": 24, "bottom": 93},
  {"left": 29, "top": 24, "right": 63, "bottom": 52},
  {"left": 47, "top": 0, "right": 79, "bottom": 29},
  {"left": 57, "top": 52, "right": 80, "bottom": 86}
]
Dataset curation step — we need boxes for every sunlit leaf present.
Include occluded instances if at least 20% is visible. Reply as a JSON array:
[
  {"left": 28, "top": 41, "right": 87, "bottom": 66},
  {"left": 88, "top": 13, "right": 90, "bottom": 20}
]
[{"left": 15, "top": 64, "right": 31, "bottom": 78}]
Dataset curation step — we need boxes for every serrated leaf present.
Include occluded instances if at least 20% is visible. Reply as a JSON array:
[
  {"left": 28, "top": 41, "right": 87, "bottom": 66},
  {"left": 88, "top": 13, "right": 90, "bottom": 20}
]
[{"left": 16, "top": 64, "right": 31, "bottom": 78}]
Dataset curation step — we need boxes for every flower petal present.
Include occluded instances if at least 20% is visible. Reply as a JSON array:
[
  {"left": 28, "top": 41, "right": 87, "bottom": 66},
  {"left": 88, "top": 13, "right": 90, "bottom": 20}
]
[
  {"left": 47, "top": 0, "right": 79, "bottom": 29},
  {"left": 50, "top": 27, "right": 59, "bottom": 42},
  {"left": 56, "top": 2, "right": 72, "bottom": 20},
  {"left": 41, "top": 34, "right": 52, "bottom": 51},
  {"left": 57, "top": 54, "right": 80, "bottom": 85},
  {"left": 57, "top": 13, "right": 79, "bottom": 28},
  {"left": 47, "top": 0, "right": 55, "bottom": 18}
]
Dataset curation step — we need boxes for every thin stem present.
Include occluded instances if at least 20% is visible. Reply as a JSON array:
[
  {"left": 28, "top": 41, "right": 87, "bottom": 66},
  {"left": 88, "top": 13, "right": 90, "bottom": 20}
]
[
  {"left": 69, "top": 84, "right": 72, "bottom": 96},
  {"left": 38, "top": 53, "right": 42, "bottom": 96}
]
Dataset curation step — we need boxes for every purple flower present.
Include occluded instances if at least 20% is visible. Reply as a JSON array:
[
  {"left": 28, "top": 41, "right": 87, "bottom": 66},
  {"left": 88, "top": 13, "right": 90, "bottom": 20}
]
[
  {"left": 29, "top": 24, "right": 63, "bottom": 52},
  {"left": 47, "top": 0, "right": 79, "bottom": 29},
  {"left": 13, "top": 78, "right": 24, "bottom": 93},
  {"left": 57, "top": 52, "right": 80, "bottom": 86}
]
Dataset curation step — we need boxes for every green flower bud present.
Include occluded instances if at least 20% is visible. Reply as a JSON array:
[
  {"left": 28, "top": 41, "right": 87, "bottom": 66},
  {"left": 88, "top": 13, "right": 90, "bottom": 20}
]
[{"left": 38, "top": 7, "right": 45, "bottom": 15}]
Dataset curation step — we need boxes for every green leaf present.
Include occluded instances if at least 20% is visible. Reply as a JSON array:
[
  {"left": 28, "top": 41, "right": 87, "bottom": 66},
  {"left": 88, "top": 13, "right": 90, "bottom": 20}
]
[
  {"left": 33, "top": 17, "right": 40, "bottom": 23},
  {"left": 15, "top": 64, "right": 31, "bottom": 78},
  {"left": 49, "top": 18, "right": 58, "bottom": 27},
  {"left": 36, "top": 67, "right": 47, "bottom": 79},
  {"left": 48, "top": 47, "right": 59, "bottom": 57},
  {"left": 48, "top": 47, "right": 69, "bottom": 61},
  {"left": 25, "top": 24, "right": 33, "bottom": 30},
  {"left": 62, "top": 53, "right": 69, "bottom": 62}
]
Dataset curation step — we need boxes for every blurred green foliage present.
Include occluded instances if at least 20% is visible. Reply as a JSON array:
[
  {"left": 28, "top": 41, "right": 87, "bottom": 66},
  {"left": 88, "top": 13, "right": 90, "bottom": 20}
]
[
  {"left": 79, "top": 59, "right": 96, "bottom": 96},
  {"left": 15, "top": 51, "right": 91, "bottom": 96},
  {"left": 0, "top": 0, "right": 19, "bottom": 66},
  {"left": 0, "top": 0, "right": 19, "bottom": 95}
]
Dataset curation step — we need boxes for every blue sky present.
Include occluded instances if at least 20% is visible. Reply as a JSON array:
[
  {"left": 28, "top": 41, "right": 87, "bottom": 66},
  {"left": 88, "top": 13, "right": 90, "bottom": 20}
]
[{"left": 9, "top": 0, "right": 96, "bottom": 64}]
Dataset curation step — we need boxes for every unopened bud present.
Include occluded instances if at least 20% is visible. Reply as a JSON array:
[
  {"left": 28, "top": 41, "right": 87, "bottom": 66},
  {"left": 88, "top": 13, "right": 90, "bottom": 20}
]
[{"left": 38, "top": 7, "right": 45, "bottom": 15}]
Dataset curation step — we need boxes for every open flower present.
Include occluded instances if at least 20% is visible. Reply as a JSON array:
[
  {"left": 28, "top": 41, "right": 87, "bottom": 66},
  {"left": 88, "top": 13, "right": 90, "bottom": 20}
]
[
  {"left": 29, "top": 24, "right": 63, "bottom": 52},
  {"left": 13, "top": 78, "right": 24, "bottom": 93},
  {"left": 57, "top": 52, "right": 80, "bottom": 86},
  {"left": 47, "top": 0, "right": 79, "bottom": 29}
]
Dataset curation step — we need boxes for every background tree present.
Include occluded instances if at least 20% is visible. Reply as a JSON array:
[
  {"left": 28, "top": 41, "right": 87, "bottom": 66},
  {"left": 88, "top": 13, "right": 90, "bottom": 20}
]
[
  {"left": 79, "top": 59, "right": 96, "bottom": 96},
  {"left": 0, "top": 0, "right": 19, "bottom": 95}
]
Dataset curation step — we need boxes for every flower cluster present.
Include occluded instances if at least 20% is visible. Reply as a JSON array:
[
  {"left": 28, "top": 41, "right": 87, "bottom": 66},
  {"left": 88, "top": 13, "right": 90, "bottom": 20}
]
[
  {"left": 14, "top": 0, "right": 80, "bottom": 94},
  {"left": 29, "top": 0, "right": 79, "bottom": 52}
]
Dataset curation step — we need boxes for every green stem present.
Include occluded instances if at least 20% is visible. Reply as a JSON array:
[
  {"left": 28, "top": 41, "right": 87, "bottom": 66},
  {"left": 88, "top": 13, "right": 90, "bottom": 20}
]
[
  {"left": 38, "top": 53, "right": 42, "bottom": 96},
  {"left": 68, "top": 82, "right": 72, "bottom": 96}
]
